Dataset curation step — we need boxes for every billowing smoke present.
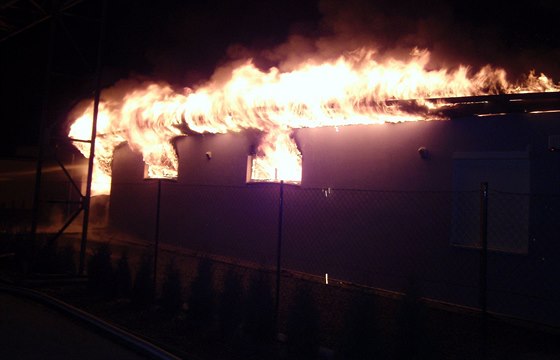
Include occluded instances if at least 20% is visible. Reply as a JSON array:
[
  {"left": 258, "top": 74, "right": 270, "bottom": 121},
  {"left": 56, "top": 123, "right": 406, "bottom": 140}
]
[
  {"left": 220, "top": 0, "right": 560, "bottom": 82},
  {"left": 101, "top": 0, "right": 559, "bottom": 91}
]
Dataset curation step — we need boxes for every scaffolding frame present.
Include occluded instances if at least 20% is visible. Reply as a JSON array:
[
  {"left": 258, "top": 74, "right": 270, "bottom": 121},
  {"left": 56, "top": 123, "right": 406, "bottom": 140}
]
[{"left": 1, "top": 0, "right": 107, "bottom": 274}]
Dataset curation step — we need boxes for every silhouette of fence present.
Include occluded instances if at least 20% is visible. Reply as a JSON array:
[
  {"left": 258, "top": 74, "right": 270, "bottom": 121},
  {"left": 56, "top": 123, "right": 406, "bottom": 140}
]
[{"left": 9, "top": 179, "right": 560, "bottom": 328}]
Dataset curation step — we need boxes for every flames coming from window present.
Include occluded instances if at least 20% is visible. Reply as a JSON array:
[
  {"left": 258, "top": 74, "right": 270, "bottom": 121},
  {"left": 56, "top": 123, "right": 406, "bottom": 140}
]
[{"left": 67, "top": 48, "right": 559, "bottom": 195}]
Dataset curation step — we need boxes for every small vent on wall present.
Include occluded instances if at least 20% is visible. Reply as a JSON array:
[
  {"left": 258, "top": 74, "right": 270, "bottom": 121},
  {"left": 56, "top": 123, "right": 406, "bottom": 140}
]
[{"left": 549, "top": 135, "right": 560, "bottom": 151}]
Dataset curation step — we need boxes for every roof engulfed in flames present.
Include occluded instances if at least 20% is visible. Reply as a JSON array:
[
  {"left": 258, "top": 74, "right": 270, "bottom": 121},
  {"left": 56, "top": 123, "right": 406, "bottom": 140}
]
[{"left": 68, "top": 49, "right": 560, "bottom": 195}]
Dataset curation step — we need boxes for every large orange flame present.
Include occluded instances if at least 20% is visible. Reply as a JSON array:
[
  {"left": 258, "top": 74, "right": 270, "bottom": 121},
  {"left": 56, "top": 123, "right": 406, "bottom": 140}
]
[{"left": 68, "top": 48, "right": 559, "bottom": 195}]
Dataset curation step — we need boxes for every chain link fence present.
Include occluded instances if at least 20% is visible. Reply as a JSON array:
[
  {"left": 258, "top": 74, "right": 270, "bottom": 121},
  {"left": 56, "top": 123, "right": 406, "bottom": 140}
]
[
  {"left": 3, "top": 178, "right": 559, "bottom": 330},
  {"left": 3, "top": 180, "right": 560, "bottom": 358},
  {"left": 107, "top": 180, "right": 560, "bottom": 328}
]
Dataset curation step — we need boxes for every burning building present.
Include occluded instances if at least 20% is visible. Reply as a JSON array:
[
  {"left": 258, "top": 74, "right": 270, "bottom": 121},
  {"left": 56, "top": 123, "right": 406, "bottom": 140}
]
[{"left": 68, "top": 49, "right": 560, "bottom": 327}]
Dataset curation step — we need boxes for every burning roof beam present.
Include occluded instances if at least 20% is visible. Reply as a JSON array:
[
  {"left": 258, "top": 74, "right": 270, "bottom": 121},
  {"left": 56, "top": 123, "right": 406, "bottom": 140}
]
[{"left": 388, "top": 91, "right": 560, "bottom": 118}]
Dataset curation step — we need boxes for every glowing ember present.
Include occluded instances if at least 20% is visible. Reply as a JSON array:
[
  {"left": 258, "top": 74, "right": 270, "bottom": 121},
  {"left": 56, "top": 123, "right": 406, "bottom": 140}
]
[{"left": 68, "top": 48, "right": 560, "bottom": 195}]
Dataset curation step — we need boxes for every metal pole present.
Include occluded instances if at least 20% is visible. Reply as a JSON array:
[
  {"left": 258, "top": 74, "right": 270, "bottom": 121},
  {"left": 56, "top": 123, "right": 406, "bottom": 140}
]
[
  {"left": 30, "top": 10, "right": 57, "bottom": 241},
  {"left": 479, "top": 182, "right": 489, "bottom": 359},
  {"left": 153, "top": 179, "right": 162, "bottom": 295},
  {"left": 79, "top": 0, "right": 108, "bottom": 275},
  {"left": 275, "top": 180, "right": 284, "bottom": 329}
]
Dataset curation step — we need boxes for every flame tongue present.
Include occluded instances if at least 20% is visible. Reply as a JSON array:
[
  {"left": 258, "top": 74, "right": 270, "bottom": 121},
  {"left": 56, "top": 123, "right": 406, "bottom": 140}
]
[
  {"left": 68, "top": 48, "right": 560, "bottom": 194},
  {"left": 250, "top": 130, "right": 302, "bottom": 184},
  {"left": 143, "top": 143, "right": 179, "bottom": 179}
]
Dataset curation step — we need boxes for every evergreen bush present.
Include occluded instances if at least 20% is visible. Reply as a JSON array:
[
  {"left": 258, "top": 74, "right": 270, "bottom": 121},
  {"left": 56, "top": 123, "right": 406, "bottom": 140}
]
[
  {"left": 160, "top": 259, "right": 183, "bottom": 316},
  {"left": 132, "top": 254, "right": 154, "bottom": 307},
  {"left": 87, "top": 242, "right": 114, "bottom": 298},
  {"left": 114, "top": 250, "right": 132, "bottom": 299}
]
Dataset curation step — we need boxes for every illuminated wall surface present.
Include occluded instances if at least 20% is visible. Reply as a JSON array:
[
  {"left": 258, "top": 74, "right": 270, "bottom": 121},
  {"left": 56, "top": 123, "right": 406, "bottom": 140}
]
[{"left": 109, "top": 112, "right": 560, "bottom": 326}]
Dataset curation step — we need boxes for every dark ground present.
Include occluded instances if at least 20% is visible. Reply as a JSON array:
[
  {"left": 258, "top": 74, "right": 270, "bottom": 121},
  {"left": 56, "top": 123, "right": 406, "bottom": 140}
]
[{"left": 0, "top": 292, "right": 148, "bottom": 360}]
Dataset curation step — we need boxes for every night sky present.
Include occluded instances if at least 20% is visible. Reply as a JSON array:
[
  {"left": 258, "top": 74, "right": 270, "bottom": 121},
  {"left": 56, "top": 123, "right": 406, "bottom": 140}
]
[{"left": 1, "top": 0, "right": 559, "bottom": 157}]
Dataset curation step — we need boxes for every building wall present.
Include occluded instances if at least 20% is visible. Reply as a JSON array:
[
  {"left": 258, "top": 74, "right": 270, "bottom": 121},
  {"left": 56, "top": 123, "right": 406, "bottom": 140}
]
[{"left": 108, "top": 112, "right": 560, "bottom": 326}]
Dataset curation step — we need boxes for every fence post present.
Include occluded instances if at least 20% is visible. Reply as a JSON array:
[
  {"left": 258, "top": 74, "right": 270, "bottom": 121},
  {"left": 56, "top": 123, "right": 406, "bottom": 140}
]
[
  {"left": 479, "top": 182, "right": 489, "bottom": 359},
  {"left": 153, "top": 179, "right": 162, "bottom": 297},
  {"left": 275, "top": 180, "right": 285, "bottom": 333}
]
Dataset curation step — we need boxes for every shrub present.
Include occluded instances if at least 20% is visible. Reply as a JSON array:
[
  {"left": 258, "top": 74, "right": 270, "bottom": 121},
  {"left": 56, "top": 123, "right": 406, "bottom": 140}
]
[
  {"left": 131, "top": 254, "right": 154, "bottom": 307},
  {"left": 218, "top": 269, "right": 244, "bottom": 339},
  {"left": 33, "top": 239, "right": 58, "bottom": 273},
  {"left": 12, "top": 233, "right": 35, "bottom": 274},
  {"left": 160, "top": 259, "right": 183, "bottom": 316},
  {"left": 395, "top": 278, "right": 432, "bottom": 360},
  {"left": 114, "top": 251, "right": 132, "bottom": 299},
  {"left": 56, "top": 245, "right": 76, "bottom": 275},
  {"left": 87, "top": 243, "right": 114, "bottom": 298},
  {"left": 286, "top": 285, "right": 320, "bottom": 359},
  {"left": 187, "top": 258, "right": 215, "bottom": 326},
  {"left": 243, "top": 272, "right": 275, "bottom": 345},
  {"left": 337, "top": 294, "right": 382, "bottom": 359}
]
